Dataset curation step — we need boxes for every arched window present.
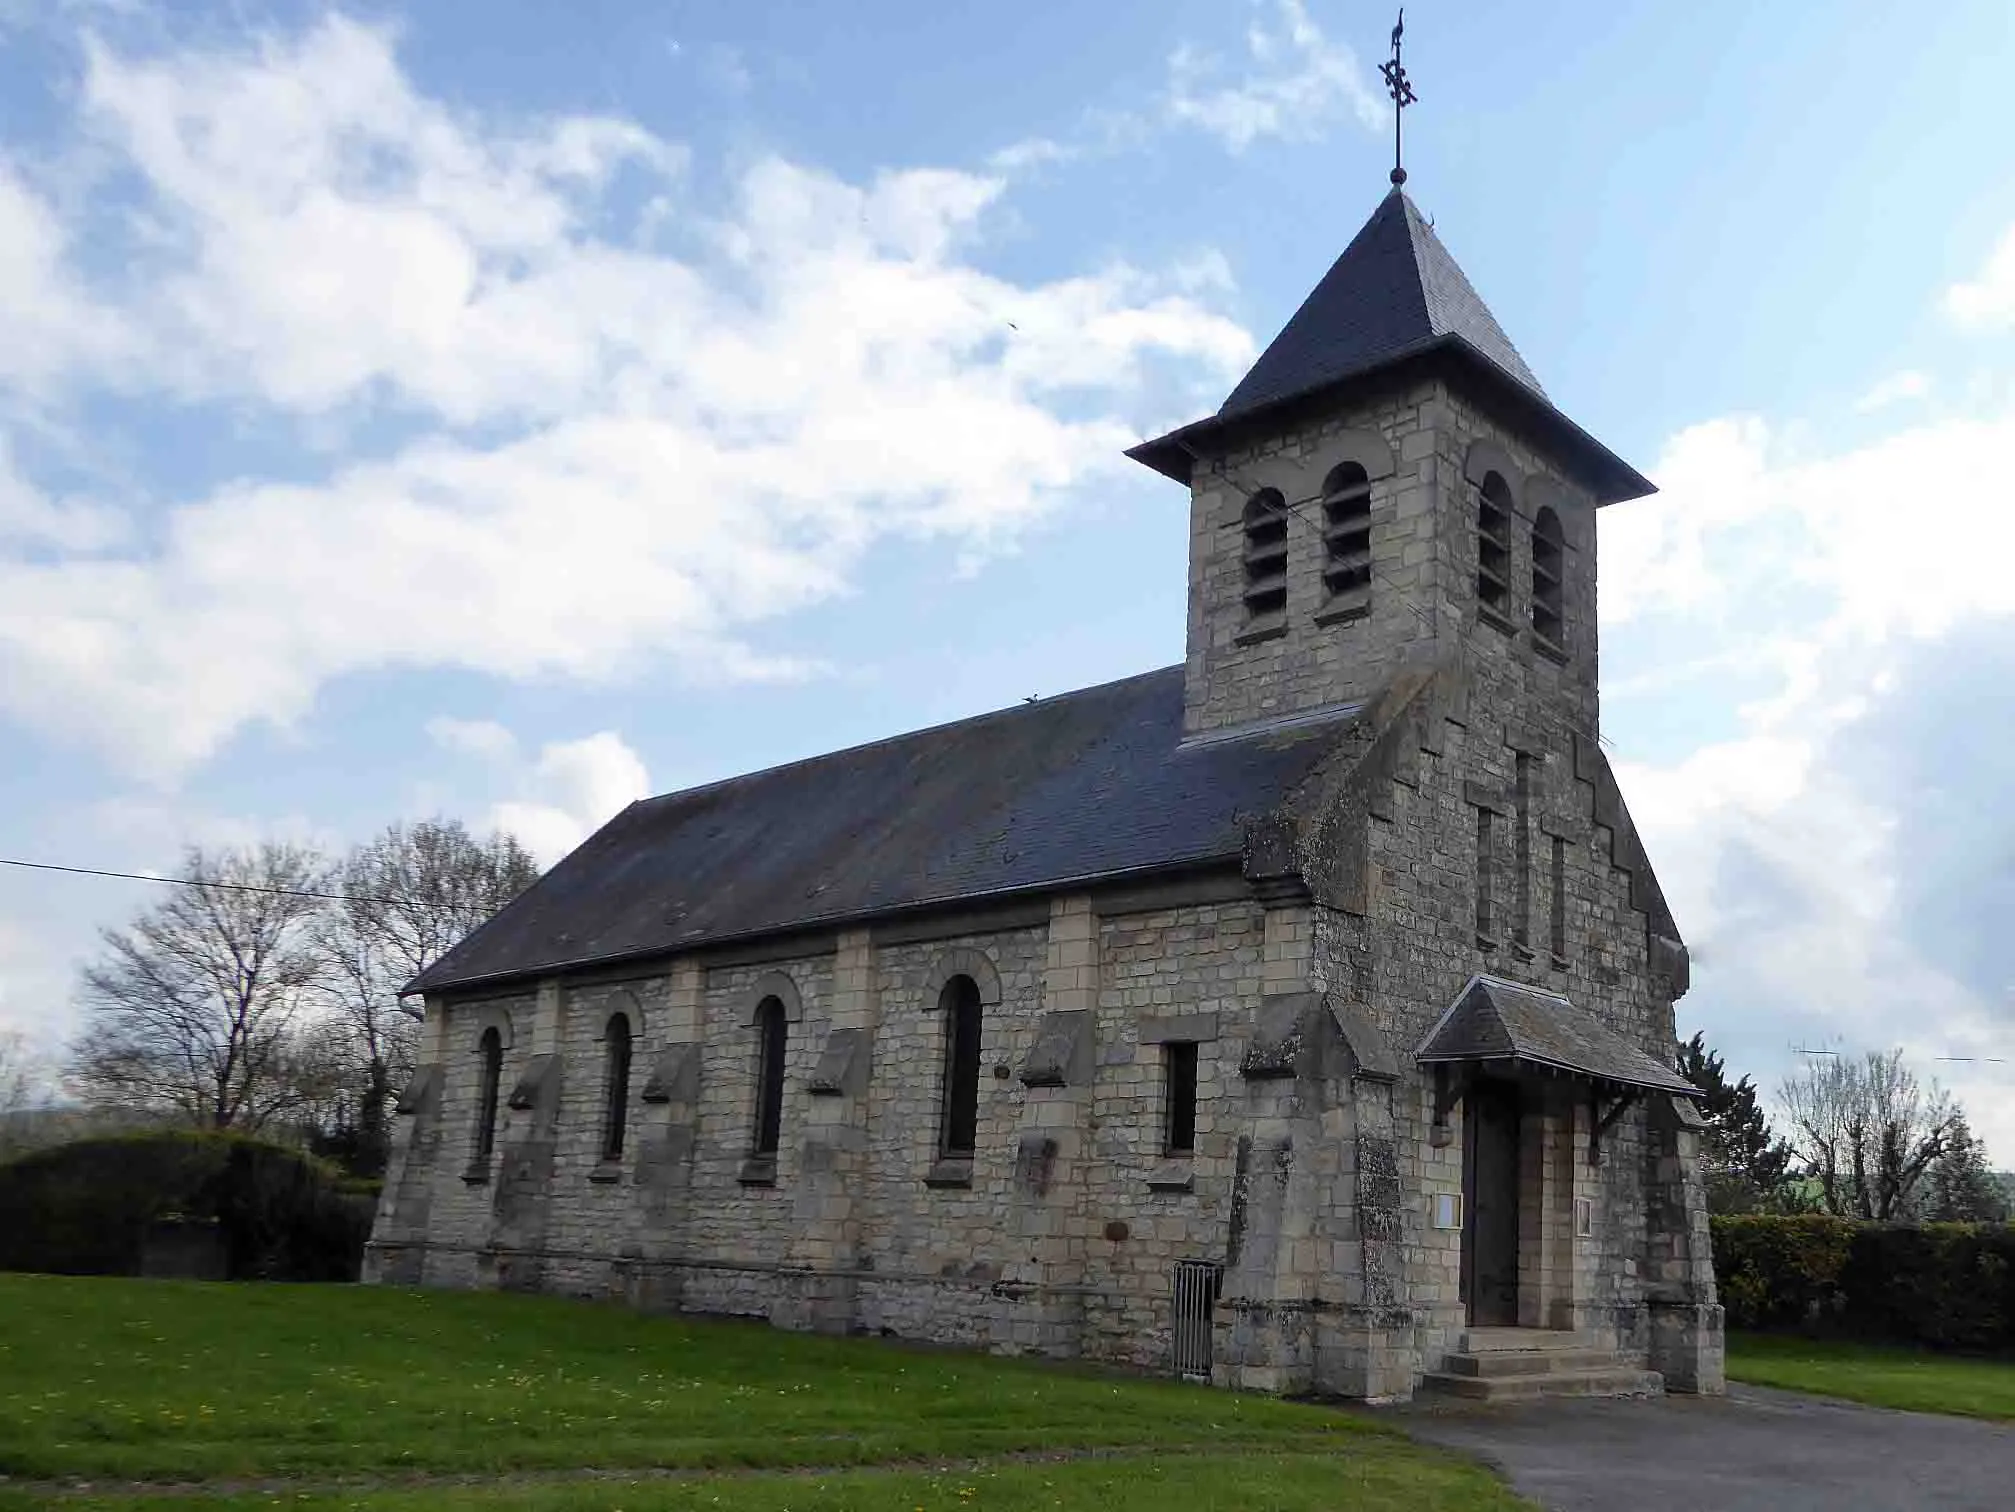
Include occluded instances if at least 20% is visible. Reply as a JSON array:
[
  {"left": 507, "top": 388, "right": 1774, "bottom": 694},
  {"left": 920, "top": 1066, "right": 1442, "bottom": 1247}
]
[
  {"left": 1241, "top": 488, "right": 1288, "bottom": 626},
  {"left": 1531, "top": 506, "right": 1565, "bottom": 650},
  {"left": 937, "top": 975, "right": 983, "bottom": 1161},
  {"left": 472, "top": 1026, "right": 503, "bottom": 1167},
  {"left": 600, "top": 1013, "right": 633, "bottom": 1163},
  {"left": 751, "top": 995, "right": 788, "bottom": 1159},
  {"left": 1476, "top": 471, "right": 1512, "bottom": 617},
  {"left": 1320, "top": 461, "right": 1372, "bottom": 615}
]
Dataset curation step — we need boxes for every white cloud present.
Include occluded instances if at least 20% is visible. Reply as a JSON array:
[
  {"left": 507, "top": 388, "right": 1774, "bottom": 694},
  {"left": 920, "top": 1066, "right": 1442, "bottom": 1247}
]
[
  {"left": 426, "top": 716, "right": 518, "bottom": 764},
  {"left": 423, "top": 716, "right": 651, "bottom": 864},
  {"left": 0, "top": 161, "right": 131, "bottom": 395},
  {"left": 1853, "top": 368, "right": 1931, "bottom": 413},
  {"left": 1165, "top": 0, "right": 1385, "bottom": 152},
  {"left": 1603, "top": 409, "right": 2015, "bottom": 640},
  {"left": 1609, "top": 398, "right": 2015, "bottom": 1162},
  {"left": 0, "top": 436, "right": 129, "bottom": 552},
  {"left": 0, "top": 15, "right": 1253, "bottom": 781},
  {"left": 488, "top": 731, "right": 651, "bottom": 866},
  {"left": 1946, "top": 221, "right": 2015, "bottom": 329},
  {"left": 986, "top": 136, "right": 1078, "bottom": 175}
]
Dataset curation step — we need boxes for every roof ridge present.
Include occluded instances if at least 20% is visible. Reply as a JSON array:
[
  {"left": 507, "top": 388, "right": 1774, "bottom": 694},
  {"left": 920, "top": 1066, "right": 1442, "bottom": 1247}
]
[
  {"left": 631, "top": 664, "right": 1185, "bottom": 811},
  {"left": 1397, "top": 191, "right": 1546, "bottom": 397}
]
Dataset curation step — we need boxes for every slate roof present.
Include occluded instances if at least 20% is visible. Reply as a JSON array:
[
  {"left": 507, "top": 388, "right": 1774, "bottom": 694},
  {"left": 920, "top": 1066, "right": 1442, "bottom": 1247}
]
[
  {"left": 1217, "top": 187, "right": 1545, "bottom": 420},
  {"left": 1416, "top": 975, "right": 1701, "bottom": 1097},
  {"left": 409, "top": 668, "right": 1354, "bottom": 996},
  {"left": 1127, "top": 188, "right": 1654, "bottom": 505}
]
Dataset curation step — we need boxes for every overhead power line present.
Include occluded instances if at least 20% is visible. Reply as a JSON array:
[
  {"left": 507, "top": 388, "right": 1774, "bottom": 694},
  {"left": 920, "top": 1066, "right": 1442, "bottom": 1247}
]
[{"left": 0, "top": 856, "right": 385, "bottom": 906}]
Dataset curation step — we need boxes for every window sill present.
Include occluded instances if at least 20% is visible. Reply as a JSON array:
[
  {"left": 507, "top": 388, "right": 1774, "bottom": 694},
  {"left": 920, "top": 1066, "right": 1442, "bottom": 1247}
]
[
  {"left": 460, "top": 1164, "right": 491, "bottom": 1187},
  {"left": 738, "top": 1155, "right": 778, "bottom": 1188},
  {"left": 1313, "top": 599, "right": 1370, "bottom": 627},
  {"left": 1532, "top": 634, "right": 1570, "bottom": 666},
  {"left": 588, "top": 1161, "right": 624, "bottom": 1184},
  {"left": 1476, "top": 605, "right": 1518, "bottom": 637},
  {"left": 1146, "top": 1158, "right": 1195, "bottom": 1193},
  {"left": 1510, "top": 942, "right": 1535, "bottom": 964},
  {"left": 1234, "top": 620, "right": 1287, "bottom": 647},
  {"left": 1550, "top": 954, "right": 1571, "bottom": 972},
  {"left": 924, "top": 1157, "right": 974, "bottom": 1189},
  {"left": 1475, "top": 934, "right": 1498, "bottom": 952}
]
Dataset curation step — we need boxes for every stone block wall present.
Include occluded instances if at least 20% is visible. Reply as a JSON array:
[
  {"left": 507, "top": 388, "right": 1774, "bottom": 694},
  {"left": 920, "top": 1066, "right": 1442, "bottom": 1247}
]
[
  {"left": 1295, "top": 639, "right": 1717, "bottom": 1386},
  {"left": 1181, "top": 379, "right": 1601, "bottom": 742},
  {"left": 1183, "top": 382, "right": 1435, "bottom": 736},
  {"left": 368, "top": 885, "right": 1332, "bottom": 1383}
]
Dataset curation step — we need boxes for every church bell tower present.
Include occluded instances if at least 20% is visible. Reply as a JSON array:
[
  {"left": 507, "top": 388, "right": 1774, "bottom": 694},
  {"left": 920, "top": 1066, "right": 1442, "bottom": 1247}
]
[{"left": 1128, "top": 183, "right": 1655, "bottom": 743}]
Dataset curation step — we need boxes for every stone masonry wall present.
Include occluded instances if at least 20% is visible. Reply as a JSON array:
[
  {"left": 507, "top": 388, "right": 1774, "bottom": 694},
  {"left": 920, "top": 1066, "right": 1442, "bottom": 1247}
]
[
  {"left": 369, "top": 892, "right": 1295, "bottom": 1380},
  {"left": 1283, "top": 382, "right": 1717, "bottom": 1385},
  {"left": 1184, "top": 380, "right": 1439, "bottom": 736}
]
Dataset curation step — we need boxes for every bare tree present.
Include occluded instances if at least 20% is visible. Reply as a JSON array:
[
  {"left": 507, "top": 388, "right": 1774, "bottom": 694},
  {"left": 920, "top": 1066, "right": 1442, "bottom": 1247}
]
[
  {"left": 1778, "top": 1049, "right": 1959, "bottom": 1220},
  {"left": 0, "top": 1029, "right": 54, "bottom": 1158},
  {"left": 0, "top": 1029, "right": 42, "bottom": 1112},
  {"left": 314, "top": 820, "right": 539, "bottom": 1173},
  {"left": 67, "top": 845, "right": 330, "bottom": 1132}
]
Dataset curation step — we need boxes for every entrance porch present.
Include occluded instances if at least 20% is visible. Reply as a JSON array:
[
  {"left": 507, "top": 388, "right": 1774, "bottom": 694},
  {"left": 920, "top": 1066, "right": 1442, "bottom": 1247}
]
[{"left": 1415, "top": 974, "right": 1724, "bottom": 1397}]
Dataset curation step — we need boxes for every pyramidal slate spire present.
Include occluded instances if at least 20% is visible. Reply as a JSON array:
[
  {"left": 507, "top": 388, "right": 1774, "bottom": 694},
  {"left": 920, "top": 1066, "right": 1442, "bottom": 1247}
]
[
  {"left": 1216, "top": 187, "right": 1545, "bottom": 423},
  {"left": 1129, "top": 184, "right": 1650, "bottom": 503}
]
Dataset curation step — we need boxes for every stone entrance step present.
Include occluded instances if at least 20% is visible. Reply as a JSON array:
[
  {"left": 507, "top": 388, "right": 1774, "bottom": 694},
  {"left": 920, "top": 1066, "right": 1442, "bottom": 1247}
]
[{"left": 1422, "top": 1328, "right": 1663, "bottom": 1403}]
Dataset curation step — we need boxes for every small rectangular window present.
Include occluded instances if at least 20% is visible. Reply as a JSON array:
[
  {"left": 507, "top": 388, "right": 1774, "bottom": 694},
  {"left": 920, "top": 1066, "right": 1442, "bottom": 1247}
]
[{"left": 1163, "top": 1041, "right": 1199, "bottom": 1156}]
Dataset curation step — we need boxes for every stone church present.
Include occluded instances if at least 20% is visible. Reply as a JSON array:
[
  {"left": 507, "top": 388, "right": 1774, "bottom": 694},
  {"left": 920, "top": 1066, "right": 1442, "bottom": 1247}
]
[{"left": 366, "top": 178, "right": 1724, "bottom": 1401}]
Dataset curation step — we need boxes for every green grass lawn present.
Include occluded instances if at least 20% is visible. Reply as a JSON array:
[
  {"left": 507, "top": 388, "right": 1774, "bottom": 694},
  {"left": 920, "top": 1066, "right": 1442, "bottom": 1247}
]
[
  {"left": 1727, "top": 1331, "right": 2015, "bottom": 1421},
  {"left": 0, "top": 1275, "right": 1526, "bottom": 1510}
]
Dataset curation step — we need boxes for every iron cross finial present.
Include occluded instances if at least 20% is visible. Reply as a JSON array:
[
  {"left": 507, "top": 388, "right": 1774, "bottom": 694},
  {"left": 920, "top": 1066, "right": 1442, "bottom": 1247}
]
[{"left": 1378, "top": 8, "right": 1417, "bottom": 187}]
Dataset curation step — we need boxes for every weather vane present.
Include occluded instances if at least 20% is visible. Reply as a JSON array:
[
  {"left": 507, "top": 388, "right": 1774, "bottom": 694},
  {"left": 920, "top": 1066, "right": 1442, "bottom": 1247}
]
[{"left": 1379, "top": 9, "right": 1417, "bottom": 186}]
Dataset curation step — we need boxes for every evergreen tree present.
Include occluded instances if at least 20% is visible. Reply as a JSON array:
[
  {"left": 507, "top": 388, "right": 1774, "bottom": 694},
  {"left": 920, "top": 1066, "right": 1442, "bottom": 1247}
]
[
  {"left": 1676, "top": 1031, "right": 1797, "bottom": 1214},
  {"left": 1923, "top": 1116, "right": 2009, "bottom": 1223}
]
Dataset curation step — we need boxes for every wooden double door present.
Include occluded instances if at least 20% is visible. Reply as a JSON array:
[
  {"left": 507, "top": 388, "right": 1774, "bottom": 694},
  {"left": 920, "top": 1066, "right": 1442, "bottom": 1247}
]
[{"left": 1460, "top": 1077, "right": 1521, "bottom": 1327}]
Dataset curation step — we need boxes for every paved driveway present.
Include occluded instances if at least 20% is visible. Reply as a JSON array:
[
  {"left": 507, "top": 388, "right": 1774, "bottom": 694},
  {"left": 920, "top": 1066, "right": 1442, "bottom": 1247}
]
[{"left": 1383, "top": 1384, "right": 2015, "bottom": 1512}]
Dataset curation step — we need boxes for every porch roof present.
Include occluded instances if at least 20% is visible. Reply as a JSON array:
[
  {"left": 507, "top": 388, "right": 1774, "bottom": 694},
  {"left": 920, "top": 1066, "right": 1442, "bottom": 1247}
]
[{"left": 1416, "top": 975, "right": 1702, "bottom": 1098}]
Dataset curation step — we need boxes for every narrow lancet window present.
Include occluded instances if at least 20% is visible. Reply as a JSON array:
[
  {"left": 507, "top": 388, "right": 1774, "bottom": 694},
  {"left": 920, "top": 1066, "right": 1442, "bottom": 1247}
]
[
  {"left": 1476, "top": 471, "right": 1513, "bottom": 619},
  {"left": 472, "top": 1026, "right": 503, "bottom": 1168},
  {"left": 600, "top": 1013, "right": 633, "bottom": 1163},
  {"left": 1241, "top": 488, "right": 1289, "bottom": 627},
  {"left": 752, "top": 996, "right": 788, "bottom": 1159},
  {"left": 1532, "top": 506, "right": 1565, "bottom": 650},
  {"left": 1475, "top": 807, "right": 1495, "bottom": 944},
  {"left": 1164, "top": 1041, "right": 1199, "bottom": 1156},
  {"left": 1513, "top": 754, "right": 1533, "bottom": 952},
  {"left": 1550, "top": 835, "right": 1568, "bottom": 961},
  {"left": 1320, "top": 462, "right": 1372, "bottom": 616},
  {"left": 938, "top": 975, "right": 983, "bottom": 1160}
]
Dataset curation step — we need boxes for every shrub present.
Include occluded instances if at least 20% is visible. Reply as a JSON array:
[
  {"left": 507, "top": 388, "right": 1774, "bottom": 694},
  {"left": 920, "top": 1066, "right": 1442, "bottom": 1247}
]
[
  {"left": 0, "top": 1131, "right": 375, "bottom": 1281},
  {"left": 1713, "top": 1214, "right": 2015, "bottom": 1350},
  {"left": 1839, "top": 1224, "right": 2015, "bottom": 1351},
  {"left": 1711, "top": 1214, "right": 1856, "bottom": 1331}
]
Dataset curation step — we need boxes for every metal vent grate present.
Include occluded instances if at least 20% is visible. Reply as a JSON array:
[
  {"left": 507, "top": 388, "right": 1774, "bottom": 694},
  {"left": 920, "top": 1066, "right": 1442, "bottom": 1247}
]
[{"left": 1170, "top": 1260, "right": 1221, "bottom": 1380}]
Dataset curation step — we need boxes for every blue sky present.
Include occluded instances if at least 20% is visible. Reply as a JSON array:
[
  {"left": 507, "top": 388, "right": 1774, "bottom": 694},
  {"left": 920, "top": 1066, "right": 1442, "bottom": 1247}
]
[{"left": 2, "top": 1, "right": 2013, "bottom": 1155}]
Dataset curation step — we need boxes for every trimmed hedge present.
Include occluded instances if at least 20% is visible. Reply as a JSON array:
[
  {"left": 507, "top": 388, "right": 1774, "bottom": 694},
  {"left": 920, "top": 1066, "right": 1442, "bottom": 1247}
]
[
  {"left": 1713, "top": 1214, "right": 2015, "bottom": 1350},
  {"left": 0, "top": 1131, "right": 375, "bottom": 1281}
]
